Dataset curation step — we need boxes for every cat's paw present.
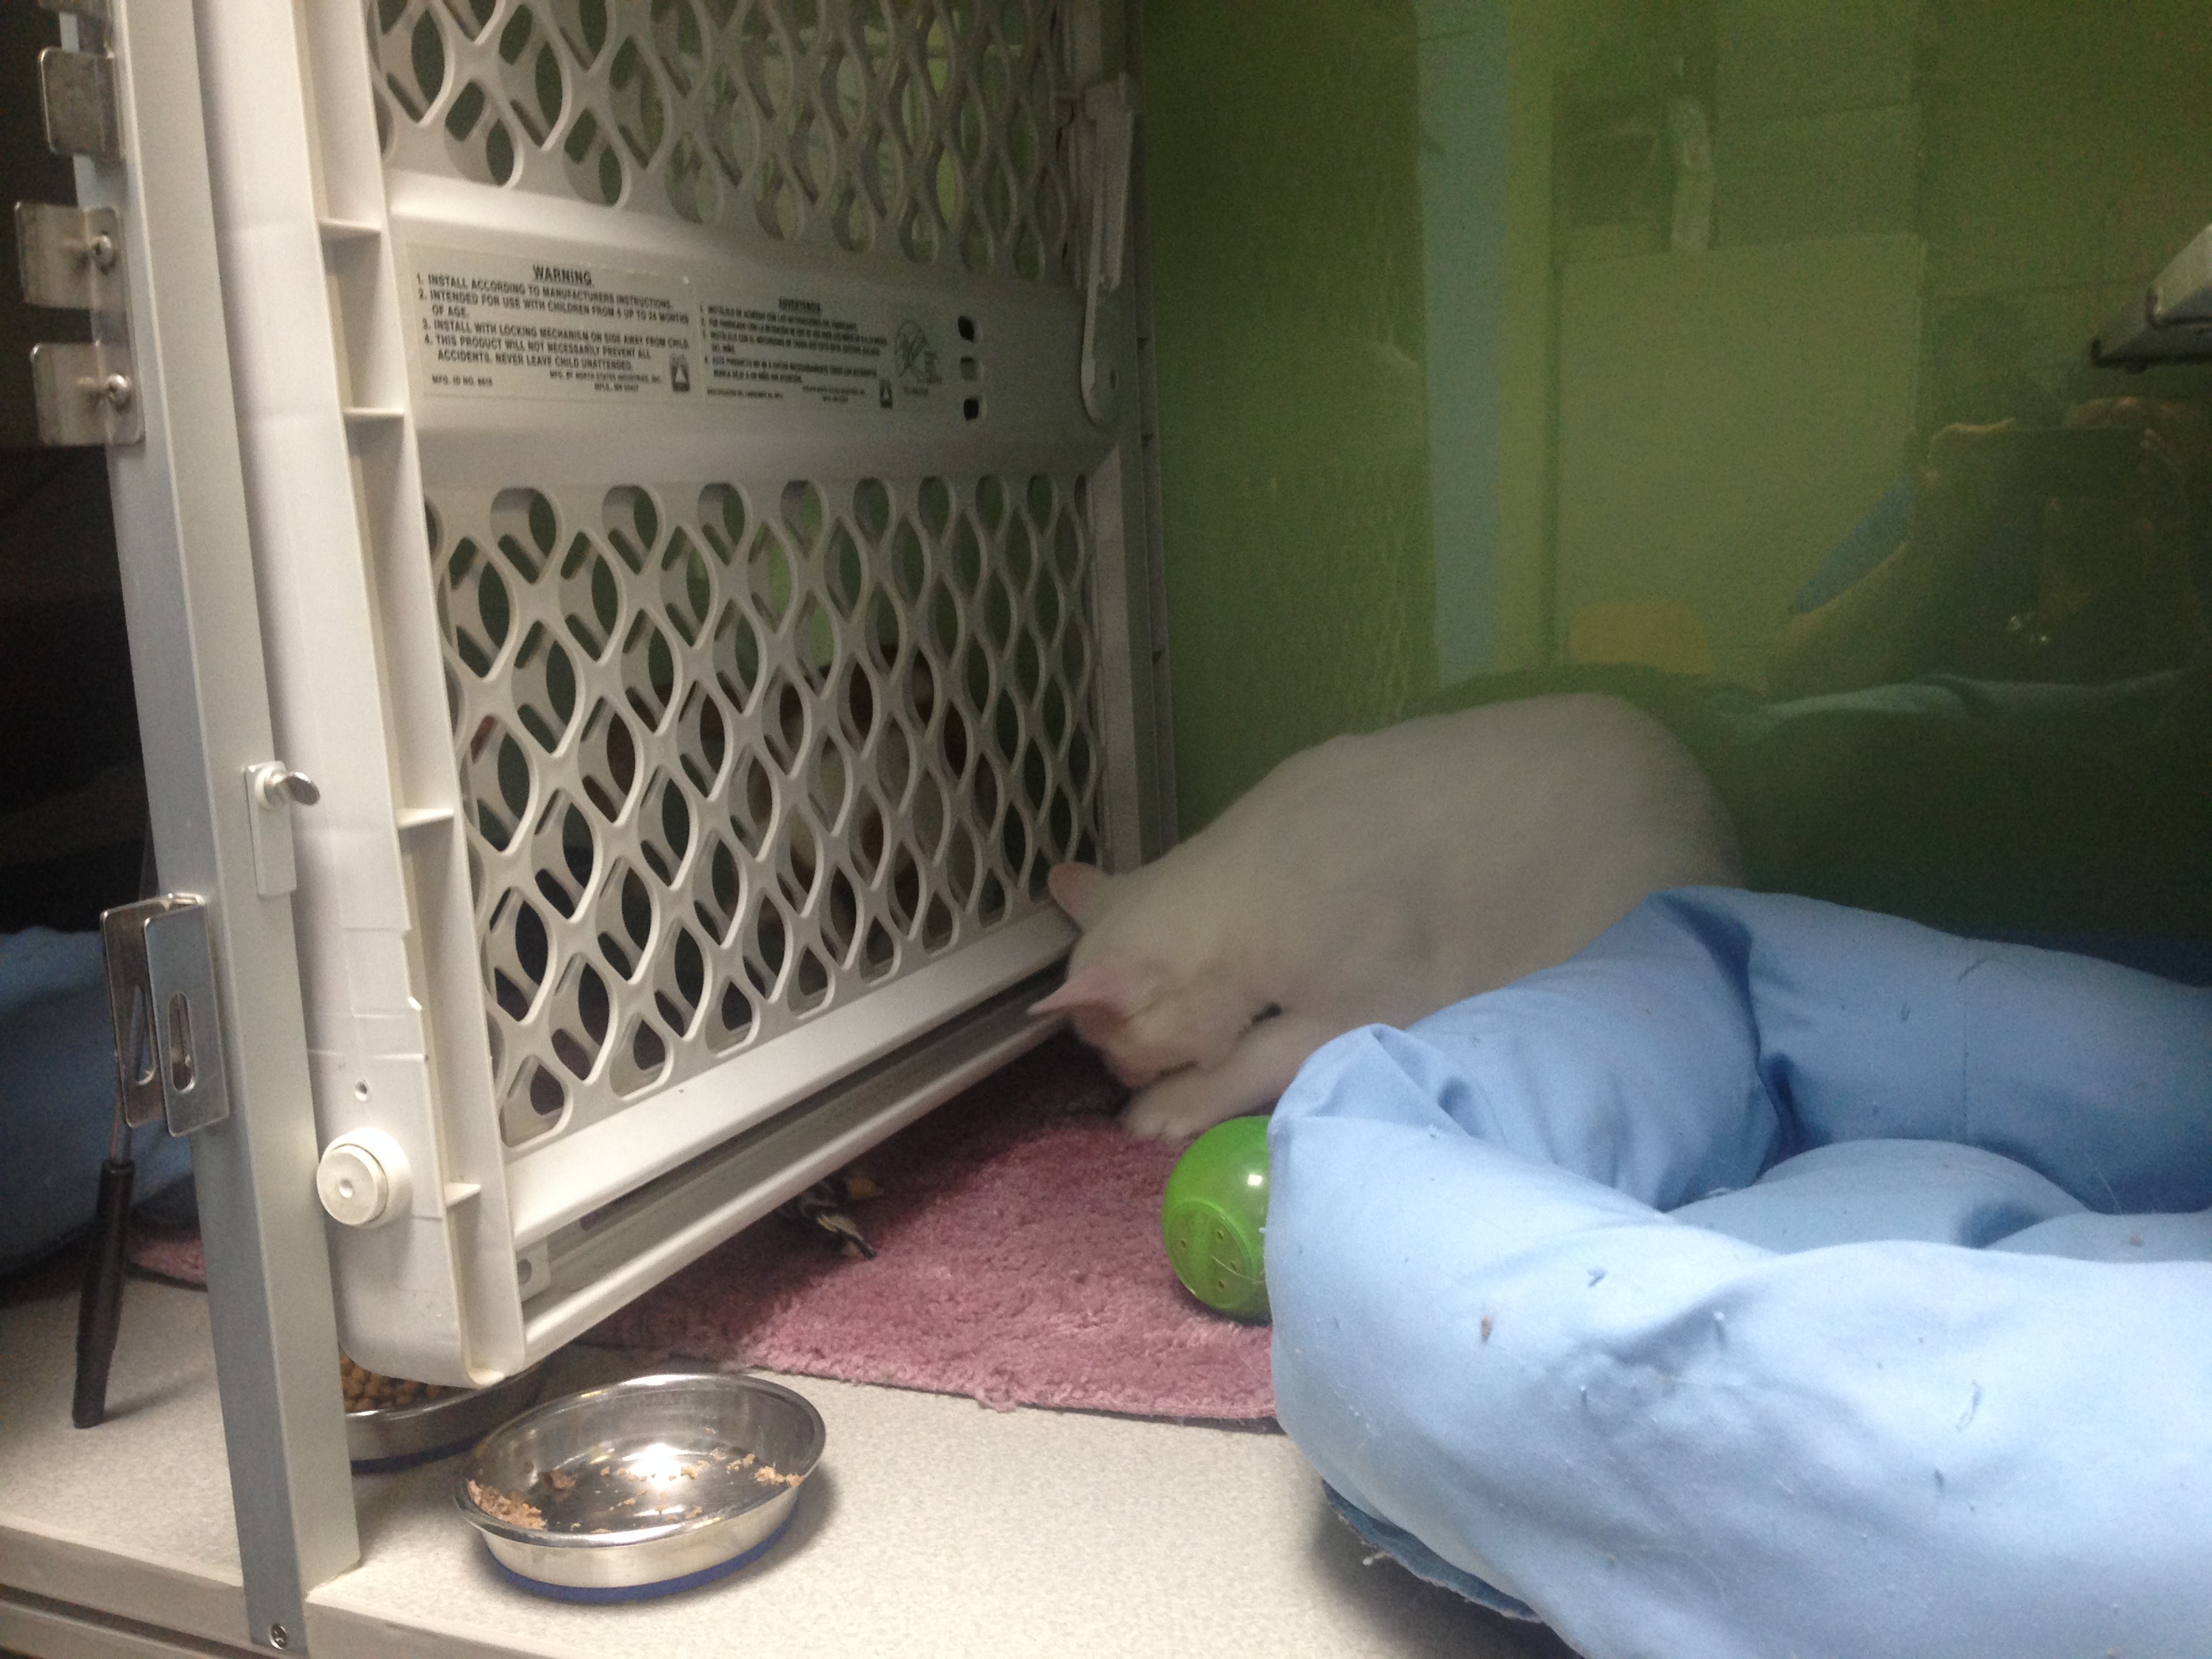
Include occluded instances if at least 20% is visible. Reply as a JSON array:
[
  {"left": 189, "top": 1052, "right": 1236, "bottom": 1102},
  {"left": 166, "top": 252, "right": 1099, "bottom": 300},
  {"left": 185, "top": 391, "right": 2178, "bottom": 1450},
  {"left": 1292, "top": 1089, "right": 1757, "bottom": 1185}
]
[{"left": 1120, "top": 1071, "right": 1245, "bottom": 1141}]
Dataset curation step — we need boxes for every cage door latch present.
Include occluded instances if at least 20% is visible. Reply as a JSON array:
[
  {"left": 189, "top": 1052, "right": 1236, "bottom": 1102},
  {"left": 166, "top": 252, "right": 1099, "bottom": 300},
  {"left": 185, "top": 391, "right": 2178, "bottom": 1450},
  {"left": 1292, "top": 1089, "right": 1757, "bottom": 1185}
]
[
  {"left": 100, "top": 896, "right": 233, "bottom": 1138},
  {"left": 1079, "top": 75, "right": 1138, "bottom": 427},
  {"left": 244, "top": 762, "right": 319, "bottom": 897}
]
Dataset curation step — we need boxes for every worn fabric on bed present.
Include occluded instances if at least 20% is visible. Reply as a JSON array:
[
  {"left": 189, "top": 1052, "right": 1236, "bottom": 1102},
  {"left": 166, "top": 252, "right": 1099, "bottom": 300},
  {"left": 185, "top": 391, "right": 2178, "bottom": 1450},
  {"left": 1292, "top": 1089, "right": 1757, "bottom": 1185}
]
[{"left": 1268, "top": 888, "right": 2212, "bottom": 1659}]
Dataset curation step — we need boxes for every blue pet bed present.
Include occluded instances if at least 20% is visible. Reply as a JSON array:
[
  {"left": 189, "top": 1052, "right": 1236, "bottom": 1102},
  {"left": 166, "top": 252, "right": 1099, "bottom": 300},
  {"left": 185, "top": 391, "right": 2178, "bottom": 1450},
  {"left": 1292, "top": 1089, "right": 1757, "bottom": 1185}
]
[{"left": 1268, "top": 888, "right": 2212, "bottom": 1659}]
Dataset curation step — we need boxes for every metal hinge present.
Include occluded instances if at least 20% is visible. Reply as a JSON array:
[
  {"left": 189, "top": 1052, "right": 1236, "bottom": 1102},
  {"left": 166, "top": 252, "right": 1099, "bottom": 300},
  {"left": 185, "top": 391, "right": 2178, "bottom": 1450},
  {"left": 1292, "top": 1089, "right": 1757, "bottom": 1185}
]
[
  {"left": 37, "top": 0, "right": 119, "bottom": 159},
  {"left": 35, "top": 1, "right": 113, "bottom": 30},
  {"left": 39, "top": 39, "right": 117, "bottom": 159},
  {"left": 15, "top": 201, "right": 140, "bottom": 446},
  {"left": 100, "top": 897, "right": 233, "bottom": 1137},
  {"left": 18, "top": 3, "right": 139, "bottom": 447}
]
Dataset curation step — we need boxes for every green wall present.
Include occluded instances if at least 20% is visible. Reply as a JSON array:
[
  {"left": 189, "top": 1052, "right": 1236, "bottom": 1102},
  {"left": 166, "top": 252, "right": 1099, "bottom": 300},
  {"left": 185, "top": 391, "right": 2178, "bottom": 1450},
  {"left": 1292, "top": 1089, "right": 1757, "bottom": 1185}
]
[
  {"left": 1141, "top": 1, "right": 1439, "bottom": 832},
  {"left": 1918, "top": 0, "right": 2212, "bottom": 402},
  {"left": 1137, "top": 0, "right": 2212, "bottom": 831}
]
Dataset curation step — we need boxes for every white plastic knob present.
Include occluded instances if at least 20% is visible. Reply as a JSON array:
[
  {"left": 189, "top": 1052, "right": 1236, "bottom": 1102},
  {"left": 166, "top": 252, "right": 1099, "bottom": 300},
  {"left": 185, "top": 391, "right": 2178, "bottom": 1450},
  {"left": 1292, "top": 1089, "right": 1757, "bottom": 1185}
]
[{"left": 315, "top": 1128, "right": 411, "bottom": 1228}]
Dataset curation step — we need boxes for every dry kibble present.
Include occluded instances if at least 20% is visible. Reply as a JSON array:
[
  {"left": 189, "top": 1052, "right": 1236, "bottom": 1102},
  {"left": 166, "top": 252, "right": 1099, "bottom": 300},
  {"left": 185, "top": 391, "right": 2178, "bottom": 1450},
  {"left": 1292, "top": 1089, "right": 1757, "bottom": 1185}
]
[
  {"left": 339, "top": 1350, "right": 453, "bottom": 1414},
  {"left": 466, "top": 1479, "right": 546, "bottom": 1531}
]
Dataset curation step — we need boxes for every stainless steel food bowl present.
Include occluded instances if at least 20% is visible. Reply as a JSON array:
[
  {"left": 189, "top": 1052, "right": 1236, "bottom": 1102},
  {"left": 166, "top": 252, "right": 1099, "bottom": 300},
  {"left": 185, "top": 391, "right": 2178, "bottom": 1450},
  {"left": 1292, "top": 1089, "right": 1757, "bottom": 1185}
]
[
  {"left": 452, "top": 1373, "right": 825, "bottom": 1601},
  {"left": 346, "top": 1363, "right": 545, "bottom": 1473}
]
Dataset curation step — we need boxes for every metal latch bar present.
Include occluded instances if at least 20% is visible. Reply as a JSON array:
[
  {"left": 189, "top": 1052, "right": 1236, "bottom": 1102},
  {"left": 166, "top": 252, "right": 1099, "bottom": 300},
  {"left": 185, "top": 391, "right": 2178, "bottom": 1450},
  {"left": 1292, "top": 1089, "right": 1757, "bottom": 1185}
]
[{"left": 100, "top": 897, "right": 234, "bottom": 1137}]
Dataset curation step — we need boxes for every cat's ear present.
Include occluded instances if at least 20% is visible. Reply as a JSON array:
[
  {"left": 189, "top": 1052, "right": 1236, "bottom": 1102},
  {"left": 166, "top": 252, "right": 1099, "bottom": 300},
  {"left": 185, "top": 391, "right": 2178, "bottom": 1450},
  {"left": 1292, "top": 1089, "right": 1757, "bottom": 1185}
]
[
  {"left": 1029, "top": 958, "right": 1156, "bottom": 1024},
  {"left": 1046, "top": 861, "right": 1111, "bottom": 924}
]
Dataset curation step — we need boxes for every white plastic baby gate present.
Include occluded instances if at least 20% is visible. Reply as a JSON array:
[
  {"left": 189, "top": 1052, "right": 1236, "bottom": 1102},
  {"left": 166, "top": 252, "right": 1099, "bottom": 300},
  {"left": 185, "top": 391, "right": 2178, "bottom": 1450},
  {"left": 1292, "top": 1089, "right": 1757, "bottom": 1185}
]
[{"left": 195, "top": 0, "right": 1155, "bottom": 1388}]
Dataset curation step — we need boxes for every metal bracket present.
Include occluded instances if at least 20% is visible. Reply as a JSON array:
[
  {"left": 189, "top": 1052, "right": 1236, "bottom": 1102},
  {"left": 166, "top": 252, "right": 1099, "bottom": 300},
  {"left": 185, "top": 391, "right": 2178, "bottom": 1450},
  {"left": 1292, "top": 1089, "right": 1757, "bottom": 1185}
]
[
  {"left": 100, "top": 896, "right": 234, "bottom": 1137},
  {"left": 1079, "top": 75, "right": 1138, "bottom": 427},
  {"left": 39, "top": 45, "right": 119, "bottom": 159},
  {"left": 28, "top": 339, "right": 140, "bottom": 445},
  {"left": 16, "top": 201, "right": 121, "bottom": 309},
  {"left": 16, "top": 201, "right": 141, "bottom": 446}
]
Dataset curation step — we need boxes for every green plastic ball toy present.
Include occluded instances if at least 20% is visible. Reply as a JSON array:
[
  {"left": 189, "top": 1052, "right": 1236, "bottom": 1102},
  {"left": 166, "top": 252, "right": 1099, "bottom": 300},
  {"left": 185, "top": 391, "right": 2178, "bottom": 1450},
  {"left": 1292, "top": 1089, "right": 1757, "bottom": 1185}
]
[{"left": 1162, "top": 1114, "right": 1272, "bottom": 1322}]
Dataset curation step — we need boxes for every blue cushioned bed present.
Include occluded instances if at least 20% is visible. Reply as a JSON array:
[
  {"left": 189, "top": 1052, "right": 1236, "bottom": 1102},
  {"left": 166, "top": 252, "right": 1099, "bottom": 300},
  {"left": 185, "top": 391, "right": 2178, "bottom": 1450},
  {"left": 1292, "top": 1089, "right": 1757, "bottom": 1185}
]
[{"left": 1268, "top": 888, "right": 2212, "bottom": 1659}]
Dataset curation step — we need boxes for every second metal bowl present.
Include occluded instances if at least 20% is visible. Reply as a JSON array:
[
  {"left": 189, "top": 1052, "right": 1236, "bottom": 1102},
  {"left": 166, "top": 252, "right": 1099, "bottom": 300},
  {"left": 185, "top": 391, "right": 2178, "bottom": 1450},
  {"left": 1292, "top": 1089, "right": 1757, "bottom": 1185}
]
[
  {"left": 346, "top": 1362, "right": 545, "bottom": 1473},
  {"left": 453, "top": 1372, "right": 825, "bottom": 1601}
]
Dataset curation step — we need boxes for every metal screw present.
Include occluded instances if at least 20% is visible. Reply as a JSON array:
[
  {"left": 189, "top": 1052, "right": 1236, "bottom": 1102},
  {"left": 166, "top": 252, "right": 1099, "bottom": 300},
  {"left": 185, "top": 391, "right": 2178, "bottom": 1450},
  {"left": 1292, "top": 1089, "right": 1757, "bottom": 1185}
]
[
  {"left": 66, "top": 230, "right": 119, "bottom": 270},
  {"left": 100, "top": 371, "right": 132, "bottom": 409},
  {"left": 268, "top": 1623, "right": 289, "bottom": 1651}
]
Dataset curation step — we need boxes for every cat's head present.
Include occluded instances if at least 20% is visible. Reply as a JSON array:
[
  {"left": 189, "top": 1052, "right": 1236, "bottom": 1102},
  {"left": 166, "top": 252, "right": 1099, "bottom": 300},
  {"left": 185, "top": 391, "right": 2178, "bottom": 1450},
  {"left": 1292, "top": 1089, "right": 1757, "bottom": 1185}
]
[{"left": 1029, "top": 861, "right": 1254, "bottom": 1088}]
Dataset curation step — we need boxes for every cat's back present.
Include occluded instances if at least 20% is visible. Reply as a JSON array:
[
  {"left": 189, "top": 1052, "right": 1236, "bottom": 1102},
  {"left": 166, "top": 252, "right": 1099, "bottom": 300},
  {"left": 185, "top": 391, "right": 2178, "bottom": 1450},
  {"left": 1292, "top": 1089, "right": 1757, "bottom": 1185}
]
[
  {"left": 1094, "top": 693, "right": 1739, "bottom": 1025},
  {"left": 1246, "top": 693, "right": 1738, "bottom": 1000},
  {"left": 1229, "top": 693, "right": 1730, "bottom": 857}
]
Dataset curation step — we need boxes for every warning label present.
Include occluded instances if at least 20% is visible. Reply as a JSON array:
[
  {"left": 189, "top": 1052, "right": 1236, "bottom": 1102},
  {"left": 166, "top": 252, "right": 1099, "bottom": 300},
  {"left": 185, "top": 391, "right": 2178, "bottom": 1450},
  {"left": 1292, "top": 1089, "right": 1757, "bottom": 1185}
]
[
  {"left": 700, "top": 294, "right": 890, "bottom": 408},
  {"left": 409, "top": 247, "right": 697, "bottom": 403},
  {"left": 403, "top": 241, "right": 954, "bottom": 422}
]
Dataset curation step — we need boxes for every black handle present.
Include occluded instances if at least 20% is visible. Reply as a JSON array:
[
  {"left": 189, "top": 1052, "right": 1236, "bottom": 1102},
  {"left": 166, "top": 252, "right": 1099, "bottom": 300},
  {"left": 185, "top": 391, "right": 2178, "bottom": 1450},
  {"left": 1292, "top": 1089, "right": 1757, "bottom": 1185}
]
[{"left": 73, "top": 1156, "right": 134, "bottom": 1429}]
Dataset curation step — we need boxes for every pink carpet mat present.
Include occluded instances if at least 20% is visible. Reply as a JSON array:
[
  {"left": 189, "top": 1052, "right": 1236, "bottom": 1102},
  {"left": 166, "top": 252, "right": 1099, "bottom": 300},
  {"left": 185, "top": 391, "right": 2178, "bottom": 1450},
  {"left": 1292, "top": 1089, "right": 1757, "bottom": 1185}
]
[
  {"left": 127, "top": 1222, "right": 206, "bottom": 1286},
  {"left": 128, "top": 1036, "right": 1277, "bottom": 1422}
]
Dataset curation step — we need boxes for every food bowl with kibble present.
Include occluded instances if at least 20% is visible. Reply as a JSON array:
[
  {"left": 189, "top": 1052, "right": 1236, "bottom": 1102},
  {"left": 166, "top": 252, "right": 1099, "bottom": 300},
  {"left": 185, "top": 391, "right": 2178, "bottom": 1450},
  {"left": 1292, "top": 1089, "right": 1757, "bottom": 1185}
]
[
  {"left": 344, "top": 1355, "right": 546, "bottom": 1473},
  {"left": 453, "top": 1373, "right": 826, "bottom": 1601}
]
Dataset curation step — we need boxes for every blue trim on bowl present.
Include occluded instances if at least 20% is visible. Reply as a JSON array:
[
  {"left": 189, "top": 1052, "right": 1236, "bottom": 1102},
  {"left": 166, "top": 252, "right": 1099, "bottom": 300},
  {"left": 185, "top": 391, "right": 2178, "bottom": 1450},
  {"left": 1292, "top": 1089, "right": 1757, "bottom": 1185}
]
[
  {"left": 482, "top": 1511, "right": 796, "bottom": 1603},
  {"left": 350, "top": 1441, "right": 470, "bottom": 1475}
]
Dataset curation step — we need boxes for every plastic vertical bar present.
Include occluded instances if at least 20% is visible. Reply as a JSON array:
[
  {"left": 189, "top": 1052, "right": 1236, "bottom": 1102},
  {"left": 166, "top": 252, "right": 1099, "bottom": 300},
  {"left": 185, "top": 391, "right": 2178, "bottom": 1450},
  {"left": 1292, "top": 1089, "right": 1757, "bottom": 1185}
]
[
  {"left": 1072, "top": 0, "right": 1172, "bottom": 866},
  {"left": 70, "top": 1, "right": 359, "bottom": 1650}
]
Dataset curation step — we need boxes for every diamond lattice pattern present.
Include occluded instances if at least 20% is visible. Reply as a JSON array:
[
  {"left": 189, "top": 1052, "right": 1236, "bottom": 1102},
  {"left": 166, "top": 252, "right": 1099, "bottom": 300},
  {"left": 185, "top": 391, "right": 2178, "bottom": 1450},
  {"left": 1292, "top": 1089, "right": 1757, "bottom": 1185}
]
[
  {"left": 368, "top": 0, "right": 1081, "bottom": 284},
  {"left": 435, "top": 474, "right": 1102, "bottom": 1147}
]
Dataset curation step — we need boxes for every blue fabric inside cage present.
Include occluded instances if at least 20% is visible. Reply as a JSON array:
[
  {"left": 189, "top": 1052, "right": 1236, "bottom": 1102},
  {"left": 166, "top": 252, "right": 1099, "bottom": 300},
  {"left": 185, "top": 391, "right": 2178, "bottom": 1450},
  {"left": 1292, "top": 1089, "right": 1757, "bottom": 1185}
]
[
  {"left": 1, "top": 929, "right": 193, "bottom": 1275},
  {"left": 1267, "top": 888, "right": 2212, "bottom": 1659}
]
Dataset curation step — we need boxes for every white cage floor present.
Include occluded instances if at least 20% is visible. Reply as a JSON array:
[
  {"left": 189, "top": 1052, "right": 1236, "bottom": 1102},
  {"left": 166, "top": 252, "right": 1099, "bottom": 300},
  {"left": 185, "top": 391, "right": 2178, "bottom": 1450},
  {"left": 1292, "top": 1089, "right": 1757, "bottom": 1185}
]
[{"left": 0, "top": 1273, "right": 1565, "bottom": 1659}]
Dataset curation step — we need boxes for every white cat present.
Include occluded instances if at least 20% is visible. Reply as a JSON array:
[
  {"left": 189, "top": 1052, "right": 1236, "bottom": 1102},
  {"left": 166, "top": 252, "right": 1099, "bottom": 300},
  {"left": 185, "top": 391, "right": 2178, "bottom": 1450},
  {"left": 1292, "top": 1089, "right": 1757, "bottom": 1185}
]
[{"left": 1032, "top": 693, "right": 1742, "bottom": 1138}]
